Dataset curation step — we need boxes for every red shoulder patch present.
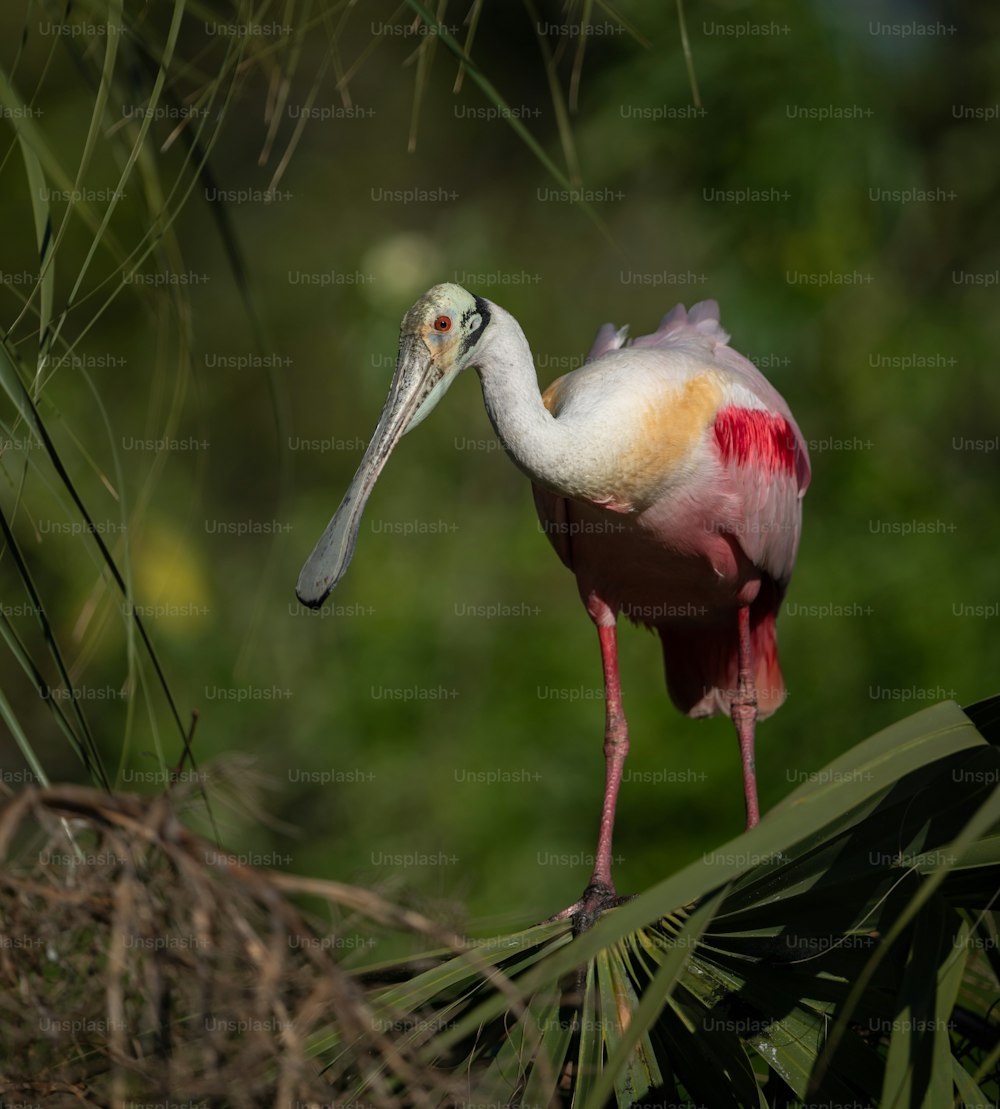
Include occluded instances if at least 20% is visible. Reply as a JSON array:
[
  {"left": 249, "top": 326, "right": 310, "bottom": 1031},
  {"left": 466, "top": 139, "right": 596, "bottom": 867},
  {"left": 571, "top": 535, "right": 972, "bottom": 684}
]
[{"left": 713, "top": 406, "right": 798, "bottom": 474}]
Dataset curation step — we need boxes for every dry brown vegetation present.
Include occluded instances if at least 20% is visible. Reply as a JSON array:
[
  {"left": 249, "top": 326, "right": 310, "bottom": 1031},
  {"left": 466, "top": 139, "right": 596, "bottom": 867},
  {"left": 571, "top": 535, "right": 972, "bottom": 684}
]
[{"left": 0, "top": 783, "right": 481, "bottom": 1107}]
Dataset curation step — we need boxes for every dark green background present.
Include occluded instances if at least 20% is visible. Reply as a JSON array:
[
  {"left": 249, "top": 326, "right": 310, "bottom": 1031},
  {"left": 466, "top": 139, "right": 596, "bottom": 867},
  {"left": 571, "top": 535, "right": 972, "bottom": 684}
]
[{"left": 1, "top": 0, "right": 997, "bottom": 933}]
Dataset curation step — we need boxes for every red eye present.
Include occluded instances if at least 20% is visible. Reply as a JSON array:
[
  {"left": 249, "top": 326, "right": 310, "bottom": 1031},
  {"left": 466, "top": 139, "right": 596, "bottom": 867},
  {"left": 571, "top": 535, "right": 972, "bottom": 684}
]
[{"left": 433, "top": 315, "right": 452, "bottom": 332}]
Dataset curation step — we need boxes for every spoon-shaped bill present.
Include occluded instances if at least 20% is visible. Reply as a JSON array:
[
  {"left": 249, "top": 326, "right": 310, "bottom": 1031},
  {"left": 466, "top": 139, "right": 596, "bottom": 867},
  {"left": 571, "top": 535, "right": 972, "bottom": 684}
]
[{"left": 296, "top": 336, "right": 433, "bottom": 607}]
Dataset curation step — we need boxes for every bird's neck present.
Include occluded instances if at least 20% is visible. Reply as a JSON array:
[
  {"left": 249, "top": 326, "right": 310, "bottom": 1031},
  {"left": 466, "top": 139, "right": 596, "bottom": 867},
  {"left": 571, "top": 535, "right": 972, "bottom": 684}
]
[{"left": 472, "top": 312, "right": 573, "bottom": 494}]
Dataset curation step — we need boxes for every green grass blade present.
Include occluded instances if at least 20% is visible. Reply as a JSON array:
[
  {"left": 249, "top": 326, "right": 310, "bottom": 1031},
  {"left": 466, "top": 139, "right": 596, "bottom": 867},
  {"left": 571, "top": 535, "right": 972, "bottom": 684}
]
[
  {"left": 521, "top": 983, "right": 575, "bottom": 1107},
  {"left": 951, "top": 1054, "right": 991, "bottom": 1108},
  {"left": 373, "top": 923, "right": 570, "bottom": 1018},
  {"left": 403, "top": 0, "right": 616, "bottom": 248},
  {"left": 881, "top": 901, "right": 966, "bottom": 1108},
  {"left": 0, "top": 686, "right": 51, "bottom": 788},
  {"left": 523, "top": 0, "right": 582, "bottom": 185},
  {"left": 573, "top": 958, "right": 601, "bottom": 1106},
  {"left": 674, "top": 0, "right": 701, "bottom": 108},
  {"left": 0, "top": 60, "right": 128, "bottom": 287},
  {"left": 407, "top": 0, "right": 442, "bottom": 154},
  {"left": 934, "top": 915, "right": 972, "bottom": 1103},
  {"left": 580, "top": 890, "right": 724, "bottom": 1109},
  {"left": 815, "top": 774, "right": 1000, "bottom": 1095},
  {"left": 53, "top": 0, "right": 185, "bottom": 352},
  {"left": 12, "top": 126, "right": 53, "bottom": 379},
  {"left": 0, "top": 502, "right": 108, "bottom": 788},
  {"left": 568, "top": 0, "right": 594, "bottom": 113},
  {"left": 468, "top": 979, "right": 562, "bottom": 1102},
  {"left": 0, "top": 333, "right": 187, "bottom": 748}
]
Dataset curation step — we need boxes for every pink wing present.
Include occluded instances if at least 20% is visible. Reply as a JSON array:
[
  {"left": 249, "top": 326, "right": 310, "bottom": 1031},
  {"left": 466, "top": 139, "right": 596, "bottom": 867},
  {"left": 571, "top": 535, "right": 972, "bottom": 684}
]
[
  {"left": 585, "top": 322, "right": 629, "bottom": 361},
  {"left": 585, "top": 300, "right": 730, "bottom": 361},
  {"left": 712, "top": 403, "right": 810, "bottom": 588},
  {"left": 624, "top": 299, "right": 810, "bottom": 587},
  {"left": 581, "top": 300, "right": 811, "bottom": 587}
]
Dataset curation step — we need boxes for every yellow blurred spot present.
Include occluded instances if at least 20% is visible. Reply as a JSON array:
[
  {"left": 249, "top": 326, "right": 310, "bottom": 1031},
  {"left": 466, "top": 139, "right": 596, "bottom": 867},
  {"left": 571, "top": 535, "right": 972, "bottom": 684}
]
[
  {"left": 132, "top": 522, "right": 213, "bottom": 636},
  {"left": 361, "top": 232, "right": 445, "bottom": 300}
]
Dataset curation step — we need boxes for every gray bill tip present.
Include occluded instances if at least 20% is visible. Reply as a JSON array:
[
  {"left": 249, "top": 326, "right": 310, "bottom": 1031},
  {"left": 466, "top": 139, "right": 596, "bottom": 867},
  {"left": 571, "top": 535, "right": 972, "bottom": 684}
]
[
  {"left": 295, "top": 538, "right": 338, "bottom": 608},
  {"left": 295, "top": 577, "right": 332, "bottom": 609},
  {"left": 295, "top": 502, "right": 361, "bottom": 609}
]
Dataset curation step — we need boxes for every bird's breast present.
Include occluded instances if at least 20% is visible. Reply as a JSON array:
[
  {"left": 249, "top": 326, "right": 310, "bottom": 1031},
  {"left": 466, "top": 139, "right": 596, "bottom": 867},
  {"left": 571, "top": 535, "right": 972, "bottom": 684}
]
[{"left": 542, "top": 367, "right": 725, "bottom": 511}]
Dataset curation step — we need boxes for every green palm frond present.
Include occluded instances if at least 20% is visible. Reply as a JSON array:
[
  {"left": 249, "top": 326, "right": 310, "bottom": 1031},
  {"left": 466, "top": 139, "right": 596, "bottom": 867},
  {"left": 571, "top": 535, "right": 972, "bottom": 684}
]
[{"left": 310, "top": 696, "right": 1000, "bottom": 1106}]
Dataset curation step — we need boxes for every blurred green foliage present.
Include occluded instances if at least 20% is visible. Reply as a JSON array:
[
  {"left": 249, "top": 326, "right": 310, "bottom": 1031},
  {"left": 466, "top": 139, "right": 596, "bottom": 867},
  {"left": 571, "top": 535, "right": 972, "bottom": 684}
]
[{"left": 1, "top": 0, "right": 999, "bottom": 931}]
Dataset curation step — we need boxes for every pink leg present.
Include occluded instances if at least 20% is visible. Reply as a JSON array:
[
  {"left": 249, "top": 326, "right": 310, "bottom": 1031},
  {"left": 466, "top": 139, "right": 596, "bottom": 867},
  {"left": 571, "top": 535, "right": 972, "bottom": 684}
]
[
  {"left": 547, "top": 599, "right": 630, "bottom": 924},
  {"left": 731, "top": 604, "right": 760, "bottom": 829},
  {"left": 590, "top": 622, "right": 629, "bottom": 892}
]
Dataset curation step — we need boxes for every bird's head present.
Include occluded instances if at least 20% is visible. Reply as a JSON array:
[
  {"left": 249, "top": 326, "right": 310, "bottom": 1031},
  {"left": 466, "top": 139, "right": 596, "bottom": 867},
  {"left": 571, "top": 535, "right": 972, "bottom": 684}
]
[
  {"left": 296, "top": 283, "right": 492, "bottom": 607},
  {"left": 396, "top": 282, "right": 492, "bottom": 431}
]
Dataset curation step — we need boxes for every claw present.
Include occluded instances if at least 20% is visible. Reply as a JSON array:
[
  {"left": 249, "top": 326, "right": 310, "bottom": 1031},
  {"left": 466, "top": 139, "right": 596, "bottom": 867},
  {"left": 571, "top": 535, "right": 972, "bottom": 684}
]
[{"left": 544, "top": 881, "right": 634, "bottom": 934}]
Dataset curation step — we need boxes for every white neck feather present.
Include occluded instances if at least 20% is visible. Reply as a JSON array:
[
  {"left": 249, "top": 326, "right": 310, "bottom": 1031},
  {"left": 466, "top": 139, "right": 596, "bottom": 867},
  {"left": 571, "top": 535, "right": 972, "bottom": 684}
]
[{"left": 471, "top": 306, "right": 576, "bottom": 493}]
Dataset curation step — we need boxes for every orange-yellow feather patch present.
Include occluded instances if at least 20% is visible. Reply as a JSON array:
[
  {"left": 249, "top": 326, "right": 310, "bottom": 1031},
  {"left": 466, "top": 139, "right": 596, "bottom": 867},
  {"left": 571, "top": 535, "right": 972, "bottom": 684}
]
[
  {"left": 614, "top": 373, "right": 724, "bottom": 507},
  {"left": 541, "top": 375, "right": 569, "bottom": 415}
]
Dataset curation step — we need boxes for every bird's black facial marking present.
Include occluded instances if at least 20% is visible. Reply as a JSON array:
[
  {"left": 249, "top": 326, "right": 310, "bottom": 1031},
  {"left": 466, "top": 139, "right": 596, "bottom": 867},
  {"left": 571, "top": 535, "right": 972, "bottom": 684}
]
[
  {"left": 473, "top": 295, "right": 491, "bottom": 330},
  {"left": 458, "top": 296, "right": 491, "bottom": 357}
]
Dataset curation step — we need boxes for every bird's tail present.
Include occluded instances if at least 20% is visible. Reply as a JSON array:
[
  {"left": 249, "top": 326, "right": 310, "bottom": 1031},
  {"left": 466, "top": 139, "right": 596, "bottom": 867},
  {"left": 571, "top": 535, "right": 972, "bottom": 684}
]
[{"left": 657, "top": 610, "right": 786, "bottom": 720}]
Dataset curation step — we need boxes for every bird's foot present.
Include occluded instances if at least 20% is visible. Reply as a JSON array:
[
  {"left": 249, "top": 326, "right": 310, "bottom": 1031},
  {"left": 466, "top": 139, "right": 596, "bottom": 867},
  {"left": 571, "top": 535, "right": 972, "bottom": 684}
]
[{"left": 544, "top": 880, "right": 634, "bottom": 935}]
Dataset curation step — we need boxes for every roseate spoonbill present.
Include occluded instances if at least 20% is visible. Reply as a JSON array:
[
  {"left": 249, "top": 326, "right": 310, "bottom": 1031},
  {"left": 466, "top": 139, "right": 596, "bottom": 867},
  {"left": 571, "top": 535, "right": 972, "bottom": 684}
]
[{"left": 297, "top": 284, "right": 810, "bottom": 920}]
